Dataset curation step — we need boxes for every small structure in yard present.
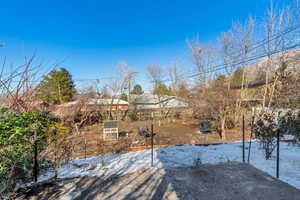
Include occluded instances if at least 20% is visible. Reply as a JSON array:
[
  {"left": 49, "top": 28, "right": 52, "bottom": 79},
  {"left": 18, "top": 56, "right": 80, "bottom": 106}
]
[
  {"left": 103, "top": 120, "right": 118, "bottom": 141},
  {"left": 118, "top": 131, "right": 130, "bottom": 137},
  {"left": 198, "top": 121, "right": 212, "bottom": 134},
  {"left": 138, "top": 126, "right": 156, "bottom": 138}
]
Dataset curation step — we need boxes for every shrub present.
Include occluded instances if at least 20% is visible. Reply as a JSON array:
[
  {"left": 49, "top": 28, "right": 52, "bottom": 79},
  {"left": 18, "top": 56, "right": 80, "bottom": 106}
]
[
  {"left": 0, "top": 109, "right": 59, "bottom": 194},
  {"left": 253, "top": 112, "right": 282, "bottom": 160},
  {"left": 279, "top": 111, "right": 300, "bottom": 144}
]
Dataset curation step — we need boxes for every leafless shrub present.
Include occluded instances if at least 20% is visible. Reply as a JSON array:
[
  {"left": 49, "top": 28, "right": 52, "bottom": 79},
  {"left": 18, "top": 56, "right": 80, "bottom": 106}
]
[{"left": 0, "top": 55, "right": 43, "bottom": 111}]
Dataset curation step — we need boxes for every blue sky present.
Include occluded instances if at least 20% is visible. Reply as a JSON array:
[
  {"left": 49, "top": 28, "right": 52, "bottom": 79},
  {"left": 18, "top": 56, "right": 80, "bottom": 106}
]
[{"left": 0, "top": 0, "right": 276, "bottom": 90}]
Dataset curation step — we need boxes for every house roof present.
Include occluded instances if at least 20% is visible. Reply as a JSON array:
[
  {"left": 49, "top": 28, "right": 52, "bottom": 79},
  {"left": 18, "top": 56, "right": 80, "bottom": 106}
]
[
  {"left": 132, "top": 94, "right": 188, "bottom": 109},
  {"left": 133, "top": 94, "right": 175, "bottom": 104},
  {"left": 59, "top": 98, "right": 129, "bottom": 107},
  {"left": 103, "top": 120, "right": 118, "bottom": 128},
  {"left": 86, "top": 98, "right": 128, "bottom": 105}
]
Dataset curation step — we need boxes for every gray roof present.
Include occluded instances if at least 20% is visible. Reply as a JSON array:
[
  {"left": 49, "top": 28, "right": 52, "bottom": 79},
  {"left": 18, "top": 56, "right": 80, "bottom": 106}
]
[
  {"left": 133, "top": 94, "right": 174, "bottom": 104},
  {"left": 59, "top": 98, "right": 129, "bottom": 107},
  {"left": 132, "top": 94, "right": 188, "bottom": 109},
  {"left": 104, "top": 120, "right": 118, "bottom": 128},
  {"left": 87, "top": 99, "right": 128, "bottom": 105}
]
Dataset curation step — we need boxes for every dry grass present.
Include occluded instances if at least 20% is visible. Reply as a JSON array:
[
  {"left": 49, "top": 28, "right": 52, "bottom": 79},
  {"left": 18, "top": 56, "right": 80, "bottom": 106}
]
[{"left": 60, "top": 119, "right": 252, "bottom": 159}]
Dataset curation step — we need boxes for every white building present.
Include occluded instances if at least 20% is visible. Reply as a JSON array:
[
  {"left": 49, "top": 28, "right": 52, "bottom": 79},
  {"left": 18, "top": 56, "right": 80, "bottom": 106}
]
[{"left": 131, "top": 94, "right": 188, "bottom": 110}]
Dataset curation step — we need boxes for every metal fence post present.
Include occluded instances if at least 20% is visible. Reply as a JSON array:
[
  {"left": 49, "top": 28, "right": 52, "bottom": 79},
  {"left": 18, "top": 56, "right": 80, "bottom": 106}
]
[
  {"left": 84, "top": 138, "right": 87, "bottom": 160},
  {"left": 54, "top": 129, "right": 58, "bottom": 179},
  {"left": 33, "top": 131, "right": 38, "bottom": 182},
  {"left": 151, "top": 123, "right": 154, "bottom": 167},
  {"left": 248, "top": 108, "right": 256, "bottom": 163},
  {"left": 276, "top": 129, "right": 280, "bottom": 178},
  {"left": 242, "top": 115, "right": 245, "bottom": 163}
]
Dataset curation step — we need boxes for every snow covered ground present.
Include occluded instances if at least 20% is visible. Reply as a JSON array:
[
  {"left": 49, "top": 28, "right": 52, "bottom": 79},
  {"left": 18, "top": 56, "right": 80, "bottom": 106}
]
[{"left": 39, "top": 140, "right": 300, "bottom": 189}]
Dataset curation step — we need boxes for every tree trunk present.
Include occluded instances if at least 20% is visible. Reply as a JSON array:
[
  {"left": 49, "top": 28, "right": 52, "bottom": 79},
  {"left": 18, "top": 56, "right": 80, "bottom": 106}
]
[{"left": 221, "top": 117, "right": 226, "bottom": 140}]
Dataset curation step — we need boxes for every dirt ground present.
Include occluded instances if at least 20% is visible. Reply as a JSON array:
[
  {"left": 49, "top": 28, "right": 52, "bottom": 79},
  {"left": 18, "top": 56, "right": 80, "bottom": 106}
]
[
  {"left": 69, "top": 119, "right": 251, "bottom": 158},
  {"left": 16, "top": 163, "right": 300, "bottom": 200}
]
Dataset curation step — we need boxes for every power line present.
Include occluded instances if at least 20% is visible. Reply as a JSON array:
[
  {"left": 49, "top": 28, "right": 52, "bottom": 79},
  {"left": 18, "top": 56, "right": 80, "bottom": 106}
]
[
  {"left": 188, "top": 43, "right": 300, "bottom": 77},
  {"left": 228, "top": 23, "right": 300, "bottom": 59},
  {"left": 105, "top": 24, "right": 300, "bottom": 85},
  {"left": 153, "top": 42, "right": 300, "bottom": 84},
  {"left": 3, "top": 24, "right": 300, "bottom": 86},
  {"left": 176, "top": 25, "right": 300, "bottom": 81},
  {"left": 146, "top": 23, "right": 300, "bottom": 84}
]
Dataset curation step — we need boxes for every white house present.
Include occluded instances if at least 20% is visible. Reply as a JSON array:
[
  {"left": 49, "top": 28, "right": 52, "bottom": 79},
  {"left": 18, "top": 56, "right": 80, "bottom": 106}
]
[
  {"left": 131, "top": 94, "right": 188, "bottom": 110},
  {"left": 58, "top": 98, "right": 129, "bottom": 111}
]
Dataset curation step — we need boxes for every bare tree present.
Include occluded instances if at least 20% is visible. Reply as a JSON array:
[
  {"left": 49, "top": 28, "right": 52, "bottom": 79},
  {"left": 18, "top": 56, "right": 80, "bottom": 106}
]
[
  {"left": 147, "top": 64, "right": 165, "bottom": 86},
  {"left": 107, "top": 62, "right": 136, "bottom": 120},
  {"left": 229, "top": 17, "right": 256, "bottom": 122},
  {"left": 168, "top": 61, "right": 187, "bottom": 95},
  {"left": 187, "top": 38, "right": 216, "bottom": 86},
  {"left": 190, "top": 85, "right": 237, "bottom": 139},
  {"left": 261, "top": 1, "right": 300, "bottom": 108},
  {"left": 0, "top": 54, "right": 49, "bottom": 112},
  {"left": 146, "top": 64, "right": 172, "bottom": 124},
  {"left": 219, "top": 31, "right": 239, "bottom": 89}
]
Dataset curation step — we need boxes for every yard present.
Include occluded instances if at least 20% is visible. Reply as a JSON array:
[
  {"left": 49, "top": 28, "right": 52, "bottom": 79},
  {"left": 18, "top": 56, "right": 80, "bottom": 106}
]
[
  {"left": 69, "top": 119, "right": 251, "bottom": 158},
  {"left": 16, "top": 139, "right": 300, "bottom": 199}
]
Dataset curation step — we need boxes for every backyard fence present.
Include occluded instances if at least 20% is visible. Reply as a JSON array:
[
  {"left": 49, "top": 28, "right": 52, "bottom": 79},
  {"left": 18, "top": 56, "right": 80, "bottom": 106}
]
[
  {"left": 241, "top": 108, "right": 300, "bottom": 179},
  {"left": 2, "top": 111, "right": 299, "bottom": 198}
]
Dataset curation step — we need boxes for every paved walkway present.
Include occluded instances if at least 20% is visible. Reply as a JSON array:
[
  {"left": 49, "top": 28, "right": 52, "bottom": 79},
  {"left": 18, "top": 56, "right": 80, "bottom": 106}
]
[{"left": 17, "top": 163, "right": 300, "bottom": 200}]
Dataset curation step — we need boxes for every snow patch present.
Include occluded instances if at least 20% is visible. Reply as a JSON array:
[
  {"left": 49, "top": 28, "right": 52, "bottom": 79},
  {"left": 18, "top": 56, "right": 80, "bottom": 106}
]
[{"left": 39, "top": 141, "right": 300, "bottom": 189}]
